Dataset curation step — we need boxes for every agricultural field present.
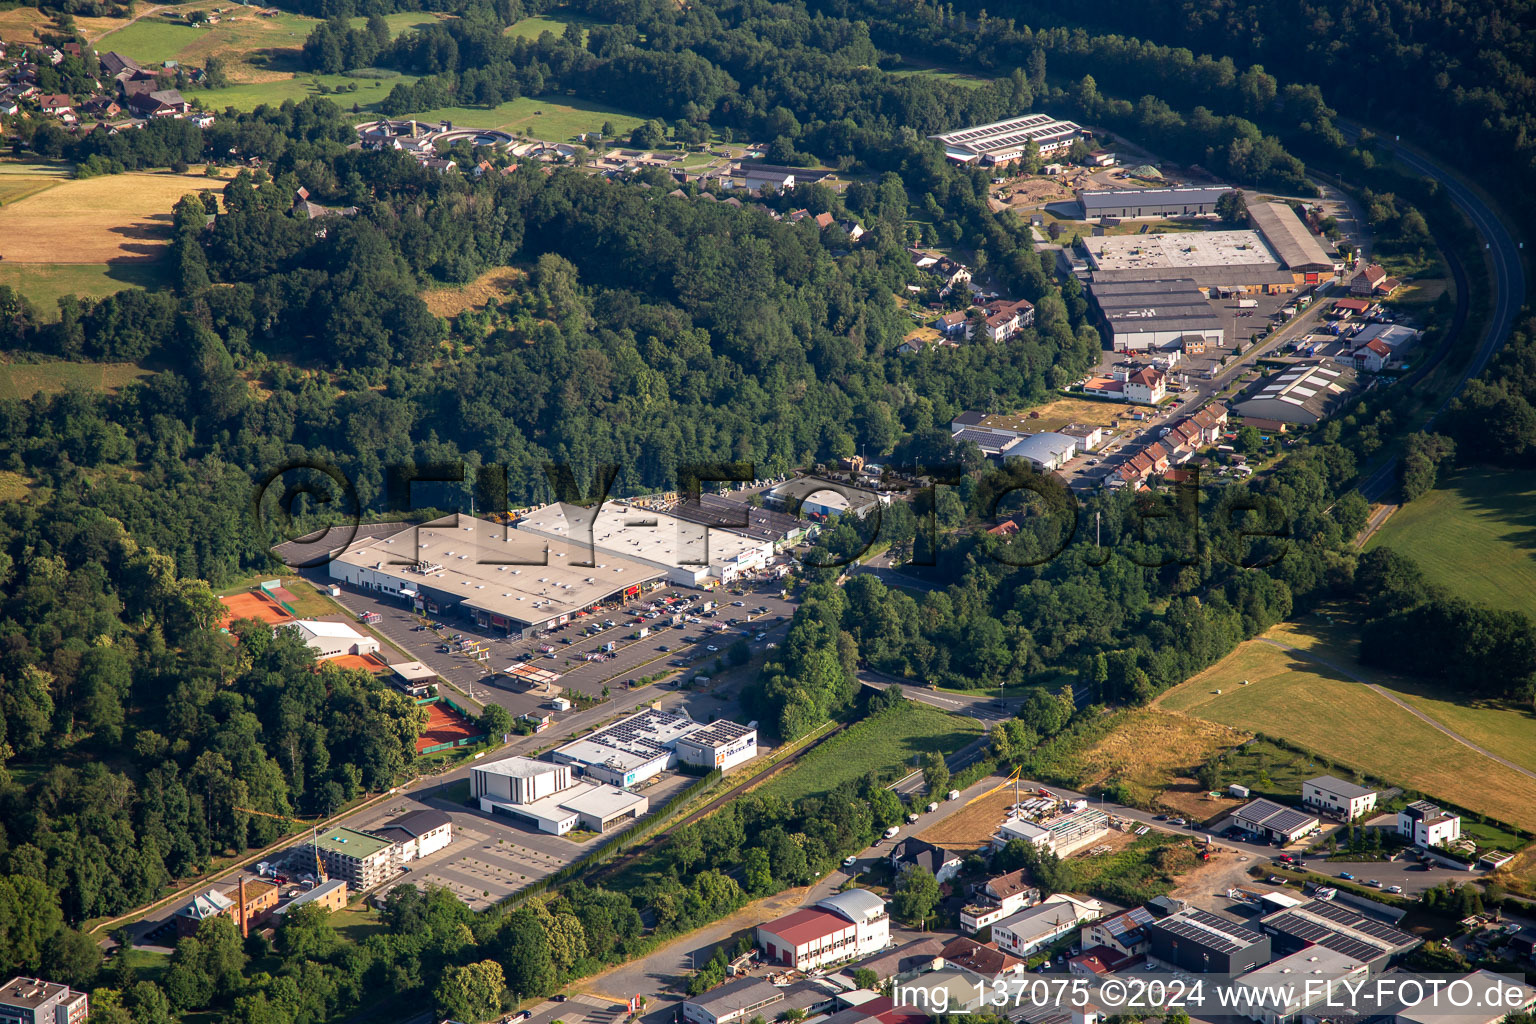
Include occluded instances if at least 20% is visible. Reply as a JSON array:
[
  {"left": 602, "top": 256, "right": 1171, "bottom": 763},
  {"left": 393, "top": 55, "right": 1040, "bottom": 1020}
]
[
  {"left": 0, "top": 5, "right": 55, "bottom": 42},
  {"left": 1367, "top": 468, "right": 1536, "bottom": 617},
  {"left": 0, "top": 359, "right": 152, "bottom": 400},
  {"left": 0, "top": 169, "right": 222, "bottom": 264},
  {"left": 1265, "top": 612, "right": 1536, "bottom": 777},
  {"left": 1158, "top": 633, "right": 1536, "bottom": 831},
  {"left": 752, "top": 704, "right": 982, "bottom": 804}
]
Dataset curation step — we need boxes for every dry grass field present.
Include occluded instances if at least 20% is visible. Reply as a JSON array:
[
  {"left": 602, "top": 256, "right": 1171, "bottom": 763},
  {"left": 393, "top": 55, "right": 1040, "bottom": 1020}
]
[
  {"left": 0, "top": 171, "right": 222, "bottom": 264},
  {"left": 919, "top": 786, "right": 1017, "bottom": 851},
  {"left": 1071, "top": 708, "right": 1249, "bottom": 792},
  {"left": 0, "top": 5, "right": 55, "bottom": 41},
  {"left": 420, "top": 266, "right": 525, "bottom": 317},
  {"left": 1159, "top": 634, "right": 1536, "bottom": 831}
]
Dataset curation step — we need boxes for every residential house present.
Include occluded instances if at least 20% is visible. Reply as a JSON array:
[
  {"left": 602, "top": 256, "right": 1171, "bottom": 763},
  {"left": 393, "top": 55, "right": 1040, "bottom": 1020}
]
[
  {"left": 848, "top": 937, "right": 946, "bottom": 983},
  {"left": 128, "top": 88, "right": 186, "bottom": 117},
  {"left": 99, "top": 50, "right": 140, "bottom": 77},
  {"left": 1080, "top": 906, "right": 1155, "bottom": 958},
  {"left": 890, "top": 837, "right": 962, "bottom": 885},
  {"left": 991, "top": 894, "right": 1103, "bottom": 958},
  {"left": 938, "top": 936, "right": 1025, "bottom": 982},
  {"left": 909, "top": 248, "right": 972, "bottom": 297},
  {"left": 37, "top": 93, "right": 74, "bottom": 116},
  {"left": 1059, "top": 424, "right": 1104, "bottom": 451},
  {"left": 980, "top": 298, "right": 1036, "bottom": 342},
  {"left": 933, "top": 310, "right": 969, "bottom": 339},
  {"left": 1123, "top": 366, "right": 1167, "bottom": 404},
  {"left": 1352, "top": 337, "right": 1392, "bottom": 373},
  {"left": 1302, "top": 776, "right": 1377, "bottom": 820},
  {"left": 1350, "top": 263, "right": 1401, "bottom": 296},
  {"left": 1398, "top": 800, "right": 1461, "bottom": 848},
  {"left": 79, "top": 96, "right": 121, "bottom": 119},
  {"left": 960, "top": 868, "right": 1042, "bottom": 932}
]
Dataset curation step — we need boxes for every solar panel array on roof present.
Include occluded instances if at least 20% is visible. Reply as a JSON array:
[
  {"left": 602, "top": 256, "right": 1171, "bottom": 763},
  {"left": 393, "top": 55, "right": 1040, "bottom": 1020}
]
[
  {"left": 1265, "top": 808, "right": 1319, "bottom": 835},
  {"left": 1155, "top": 910, "right": 1263, "bottom": 954},
  {"left": 953, "top": 428, "right": 1012, "bottom": 449},
  {"left": 1236, "top": 798, "right": 1288, "bottom": 821},
  {"left": 1299, "top": 900, "right": 1414, "bottom": 946},
  {"left": 1261, "top": 911, "right": 1382, "bottom": 962}
]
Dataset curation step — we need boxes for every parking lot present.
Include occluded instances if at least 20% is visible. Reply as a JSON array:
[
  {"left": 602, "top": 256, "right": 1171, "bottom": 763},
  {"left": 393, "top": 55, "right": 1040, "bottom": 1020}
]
[{"left": 298, "top": 563, "right": 799, "bottom": 721}]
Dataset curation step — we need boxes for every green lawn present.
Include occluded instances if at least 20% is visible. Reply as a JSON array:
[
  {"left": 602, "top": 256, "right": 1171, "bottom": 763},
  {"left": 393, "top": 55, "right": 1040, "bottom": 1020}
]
[
  {"left": 404, "top": 94, "right": 647, "bottom": 142},
  {"left": 187, "top": 71, "right": 413, "bottom": 113},
  {"left": 1368, "top": 467, "right": 1536, "bottom": 617},
  {"left": 116, "top": 946, "right": 172, "bottom": 985},
  {"left": 885, "top": 61, "right": 994, "bottom": 90},
  {"left": 0, "top": 263, "right": 165, "bottom": 317},
  {"left": 93, "top": 17, "right": 213, "bottom": 63},
  {"left": 332, "top": 900, "right": 388, "bottom": 943},
  {"left": 753, "top": 704, "right": 982, "bottom": 803},
  {"left": 350, "top": 11, "right": 445, "bottom": 38},
  {"left": 504, "top": 11, "right": 603, "bottom": 41}
]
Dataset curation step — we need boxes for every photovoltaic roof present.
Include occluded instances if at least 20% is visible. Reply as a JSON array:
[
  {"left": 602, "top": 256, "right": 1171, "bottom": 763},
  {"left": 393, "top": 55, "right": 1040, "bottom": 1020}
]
[{"left": 1152, "top": 909, "right": 1264, "bottom": 954}]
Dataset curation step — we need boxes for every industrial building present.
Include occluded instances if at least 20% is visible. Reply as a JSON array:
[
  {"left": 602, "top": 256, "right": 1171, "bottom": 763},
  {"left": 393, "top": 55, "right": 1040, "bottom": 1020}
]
[
  {"left": 1232, "top": 946, "right": 1370, "bottom": 1024},
  {"left": 552, "top": 708, "right": 758, "bottom": 787},
  {"left": 764, "top": 476, "right": 884, "bottom": 519},
  {"left": 638, "top": 492, "right": 811, "bottom": 549},
  {"left": 514, "top": 501, "right": 775, "bottom": 587},
  {"left": 1231, "top": 798, "right": 1321, "bottom": 844},
  {"left": 1144, "top": 908, "right": 1272, "bottom": 973},
  {"left": 1393, "top": 971, "right": 1536, "bottom": 1024},
  {"left": 0, "top": 977, "right": 88, "bottom": 1024},
  {"left": 930, "top": 114, "right": 1087, "bottom": 163},
  {"left": 1257, "top": 898, "right": 1419, "bottom": 970},
  {"left": 1077, "top": 186, "right": 1231, "bottom": 220},
  {"left": 470, "top": 756, "right": 649, "bottom": 834},
  {"left": 1087, "top": 279, "right": 1225, "bottom": 353},
  {"left": 272, "top": 878, "right": 349, "bottom": 918},
  {"left": 328, "top": 515, "right": 665, "bottom": 636},
  {"left": 999, "top": 432, "right": 1080, "bottom": 471},
  {"left": 682, "top": 978, "right": 832, "bottom": 1024},
  {"left": 756, "top": 890, "right": 891, "bottom": 971},
  {"left": 284, "top": 619, "right": 380, "bottom": 660},
  {"left": 1233, "top": 362, "right": 1359, "bottom": 426},
  {"left": 1301, "top": 776, "right": 1377, "bottom": 820},
  {"left": 300, "top": 827, "right": 399, "bottom": 890},
  {"left": 1246, "top": 201, "right": 1338, "bottom": 283}
]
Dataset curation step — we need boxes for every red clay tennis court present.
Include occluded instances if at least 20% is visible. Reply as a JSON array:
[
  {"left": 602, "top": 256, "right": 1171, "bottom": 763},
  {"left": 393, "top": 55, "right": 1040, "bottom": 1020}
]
[
  {"left": 219, "top": 590, "right": 295, "bottom": 628},
  {"left": 417, "top": 702, "right": 479, "bottom": 753},
  {"left": 322, "top": 653, "right": 391, "bottom": 674}
]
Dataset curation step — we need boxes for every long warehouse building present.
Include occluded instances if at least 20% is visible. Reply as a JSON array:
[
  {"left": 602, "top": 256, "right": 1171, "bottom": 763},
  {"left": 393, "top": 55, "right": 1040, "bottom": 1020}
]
[
  {"left": 1089, "top": 278, "right": 1226, "bottom": 352},
  {"left": 1078, "top": 185, "right": 1231, "bottom": 220},
  {"left": 930, "top": 114, "right": 1087, "bottom": 163},
  {"left": 328, "top": 515, "right": 665, "bottom": 637}
]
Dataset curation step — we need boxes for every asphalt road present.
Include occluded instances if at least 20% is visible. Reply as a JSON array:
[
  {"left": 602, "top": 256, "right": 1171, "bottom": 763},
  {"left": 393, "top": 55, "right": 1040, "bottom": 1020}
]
[{"left": 1335, "top": 119, "right": 1527, "bottom": 502}]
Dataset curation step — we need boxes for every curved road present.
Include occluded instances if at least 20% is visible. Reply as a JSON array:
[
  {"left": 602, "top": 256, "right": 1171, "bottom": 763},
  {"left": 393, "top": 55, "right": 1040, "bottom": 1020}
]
[{"left": 1336, "top": 120, "right": 1527, "bottom": 502}]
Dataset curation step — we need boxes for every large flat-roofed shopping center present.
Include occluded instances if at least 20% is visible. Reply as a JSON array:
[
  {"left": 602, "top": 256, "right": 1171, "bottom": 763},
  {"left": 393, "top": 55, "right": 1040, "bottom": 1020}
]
[
  {"left": 513, "top": 500, "right": 776, "bottom": 587},
  {"left": 327, "top": 515, "right": 664, "bottom": 637}
]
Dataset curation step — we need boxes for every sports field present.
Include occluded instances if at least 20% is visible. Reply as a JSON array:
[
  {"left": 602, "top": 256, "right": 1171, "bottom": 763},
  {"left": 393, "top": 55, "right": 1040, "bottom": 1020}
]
[
  {"left": 752, "top": 704, "right": 982, "bottom": 804},
  {"left": 0, "top": 359, "right": 153, "bottom": 400},
  {"left": 1158, "top": 634, "right": 1536, "bottom": 831},
  {"left": 417, "top": 701, "right": 480, "bottom": 753},
  {"left": 0, "top": 171, "right": 222, "bottom": 265},
  {"left": 218, "top": 590, "right": 296, "bottom": 628},
  {"left": 1367, "top": 468, "right": 1536, "bottom": 617}
]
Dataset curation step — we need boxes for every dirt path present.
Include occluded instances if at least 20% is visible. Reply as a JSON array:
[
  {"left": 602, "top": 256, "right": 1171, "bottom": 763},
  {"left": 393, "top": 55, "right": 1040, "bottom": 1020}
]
[{"left": 1258, "top": 637, "right": 1536, "bottom": 783}]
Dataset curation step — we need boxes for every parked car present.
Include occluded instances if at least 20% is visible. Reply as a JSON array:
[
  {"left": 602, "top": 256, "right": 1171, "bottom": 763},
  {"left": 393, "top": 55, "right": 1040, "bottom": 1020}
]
[
  {"left": 843, "top": 855, "right": 858, "bottom": 867},
  {"left": 1386, "top": 885, "right": 1403, "bottom": 894},
  {"left": 1366, "top": 879, "right": 1382, "bottom": 888},
  {"left": 1339, "top": 871, "right": 1355, "bottom": 880}
]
